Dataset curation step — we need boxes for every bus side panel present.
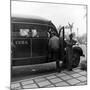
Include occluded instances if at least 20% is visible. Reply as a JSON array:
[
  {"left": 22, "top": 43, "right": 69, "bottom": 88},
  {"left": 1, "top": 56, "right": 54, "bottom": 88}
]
[
  {"left": 13, "top": 38, "right": 31, "bottom": 58},
  {"left": 32, "top": 38, "right": 48, "bottom": 57}
]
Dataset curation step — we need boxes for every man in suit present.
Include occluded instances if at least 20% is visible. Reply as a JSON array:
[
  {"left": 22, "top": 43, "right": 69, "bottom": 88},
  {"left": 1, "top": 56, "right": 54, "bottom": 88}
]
[{"left": 65, "top": 33, "right": 76, "bottom": 71}]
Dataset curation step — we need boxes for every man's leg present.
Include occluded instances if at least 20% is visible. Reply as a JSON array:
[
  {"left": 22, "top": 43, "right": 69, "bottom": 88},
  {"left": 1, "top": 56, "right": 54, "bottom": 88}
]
[
  {"left": 68, "top": 52, "right": 73, "bottom": 71},
  {"left": 56, "top": 50, "right": 61, "bottom": 72},
  {"left": 56, "top": 60, "right": 61, "bottom": 72},
  {"left": 48, "top": 47, "right": 54, "bottom": 59}
]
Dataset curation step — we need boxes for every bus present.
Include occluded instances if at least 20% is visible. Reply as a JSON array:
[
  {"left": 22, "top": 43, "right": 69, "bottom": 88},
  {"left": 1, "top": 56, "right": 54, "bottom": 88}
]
[
  {"left": 11, "top": 16, "right": 84, "bottom": 68},
  {"left": 11, "top": 16, "right": 58, "bottom": 66}
]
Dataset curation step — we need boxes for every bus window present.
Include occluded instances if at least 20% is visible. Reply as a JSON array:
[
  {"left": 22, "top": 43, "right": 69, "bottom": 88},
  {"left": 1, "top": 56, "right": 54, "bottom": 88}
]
[
  {"left": 31, "top": 25, "right": 48, "bottom": 38},
  {"left": 12, "top": 23, "right": 48, "bottom": 38},
  {"left": 31, "top": 29, "right": 48, "bottom": 38},
  {"left": 37, "top": 31, "right": 48, "bottom": 38},
  {"left": 12, "top": 23, "right": 32, "bottom": 37},
  {"left": 32, "top": 29, "right": 38, "bottom": 37},
  {"left": 48, "top": 27, "right": 57, "bottom": 38},
  {"left": 20, "top": 29, "right": 29, "bottom": 37}
]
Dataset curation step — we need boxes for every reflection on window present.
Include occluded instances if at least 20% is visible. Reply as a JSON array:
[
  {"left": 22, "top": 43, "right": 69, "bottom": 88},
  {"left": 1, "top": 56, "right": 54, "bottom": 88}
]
[
  {"left": 20, "top": 29, "right": 29, "bottom": 37},
  {"left": 47, "top": 32, "right": 50, "bottom": 38},
  {"left": 32, "top": 29, "right": 38, "bottom": 37}
]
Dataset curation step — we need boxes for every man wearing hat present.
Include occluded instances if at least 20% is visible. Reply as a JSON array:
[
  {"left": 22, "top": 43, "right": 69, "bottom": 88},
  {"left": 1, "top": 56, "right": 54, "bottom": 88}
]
[{"left": 65, "top": 33, "right": 76, "bottom": 71}]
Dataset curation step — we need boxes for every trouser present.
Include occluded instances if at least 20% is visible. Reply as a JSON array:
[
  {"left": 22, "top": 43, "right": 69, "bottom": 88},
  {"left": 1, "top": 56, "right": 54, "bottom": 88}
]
[
  {"left": 50, "top": 48, "right": 60, "bottom": 71},
  {"left": 56, "top": 58, "right": 60, "bottom": 71},
  {"left": 66, "top": 47, "right": 73, "bottom": 70}
]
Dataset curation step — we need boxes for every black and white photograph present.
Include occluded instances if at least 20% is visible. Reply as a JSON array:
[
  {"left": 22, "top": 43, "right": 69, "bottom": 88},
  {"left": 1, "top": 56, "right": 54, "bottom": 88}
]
[{"left": 11, "top": 0, "right": 87, "bottom": 89}]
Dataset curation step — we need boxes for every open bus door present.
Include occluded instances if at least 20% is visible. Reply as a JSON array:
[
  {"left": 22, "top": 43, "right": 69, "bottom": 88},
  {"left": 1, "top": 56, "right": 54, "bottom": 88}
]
[{"left": 58, "top": 26, "right": 65, "bottom": 62}]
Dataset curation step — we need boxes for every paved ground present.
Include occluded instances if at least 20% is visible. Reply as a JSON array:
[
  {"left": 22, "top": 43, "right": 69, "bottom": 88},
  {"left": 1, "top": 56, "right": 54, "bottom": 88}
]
[
  {"left": 11, "top": 67, "right": 87, "bottom": 90},
  {"left": 11, "top": 44, "right": 87, "bottom": 89}
]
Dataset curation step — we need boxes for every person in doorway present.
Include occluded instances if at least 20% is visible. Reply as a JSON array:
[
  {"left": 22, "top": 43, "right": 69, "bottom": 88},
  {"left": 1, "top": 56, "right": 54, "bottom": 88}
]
[
  {"left": 65, "top": 33, "right": 76, "bottom": 71},
  {"left": 49, "top": 32, "right": 61, "bottom": 72}
]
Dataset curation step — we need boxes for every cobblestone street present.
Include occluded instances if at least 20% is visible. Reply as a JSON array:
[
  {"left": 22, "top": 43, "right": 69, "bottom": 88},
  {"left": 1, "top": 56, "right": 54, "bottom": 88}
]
[{"left": 11, "top": 67, "right": 87, "bottom": 90}]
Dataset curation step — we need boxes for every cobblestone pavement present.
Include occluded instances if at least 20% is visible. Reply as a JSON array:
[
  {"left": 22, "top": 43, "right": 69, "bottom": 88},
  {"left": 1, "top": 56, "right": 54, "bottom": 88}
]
[{"left": 11, "top": 67, "right": 87, "bottom": 90}]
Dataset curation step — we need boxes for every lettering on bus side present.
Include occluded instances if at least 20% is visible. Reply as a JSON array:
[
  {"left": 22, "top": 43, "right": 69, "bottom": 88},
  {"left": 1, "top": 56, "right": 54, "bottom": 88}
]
[{"left": 15, "top": 40, "right": 28, "bottom": 45}]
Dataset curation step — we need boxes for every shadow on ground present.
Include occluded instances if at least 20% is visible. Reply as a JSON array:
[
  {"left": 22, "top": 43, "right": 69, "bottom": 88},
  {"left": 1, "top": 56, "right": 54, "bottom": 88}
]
[{"left": 11, "top": 62, "right": 56, "bottom": 82}]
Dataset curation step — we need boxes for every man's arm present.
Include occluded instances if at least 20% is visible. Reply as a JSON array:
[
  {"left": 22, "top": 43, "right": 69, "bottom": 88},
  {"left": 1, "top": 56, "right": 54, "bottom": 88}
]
[{"left": 65, "top": 40, "right": 73, "bottom": 46}]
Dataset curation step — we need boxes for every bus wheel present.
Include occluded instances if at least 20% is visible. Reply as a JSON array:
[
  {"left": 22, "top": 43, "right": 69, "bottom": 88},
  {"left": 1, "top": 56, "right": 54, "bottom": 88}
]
[{"left": 72, "top": 53, "right": 80, "bottom": 68}]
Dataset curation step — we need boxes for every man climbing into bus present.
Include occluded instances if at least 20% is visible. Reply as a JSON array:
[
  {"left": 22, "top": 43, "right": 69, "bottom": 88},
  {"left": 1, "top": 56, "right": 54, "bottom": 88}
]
[{"left": 49, "top": 32, "right": 61, "bottom": 72}]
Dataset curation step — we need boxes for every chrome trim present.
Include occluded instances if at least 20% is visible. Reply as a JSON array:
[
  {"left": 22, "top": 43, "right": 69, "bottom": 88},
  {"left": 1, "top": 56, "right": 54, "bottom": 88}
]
[
  {"left": 12, "top": 56, "right": 46, "bottom": 60},
  {"left": 12, "top": 22, "right": 54, "bottom": 28}
]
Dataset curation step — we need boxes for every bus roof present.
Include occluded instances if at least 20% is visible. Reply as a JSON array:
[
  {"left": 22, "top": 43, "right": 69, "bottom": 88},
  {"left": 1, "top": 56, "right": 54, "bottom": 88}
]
[{"left": 11, "top": 16, "right": 56, "bottom": 28}]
